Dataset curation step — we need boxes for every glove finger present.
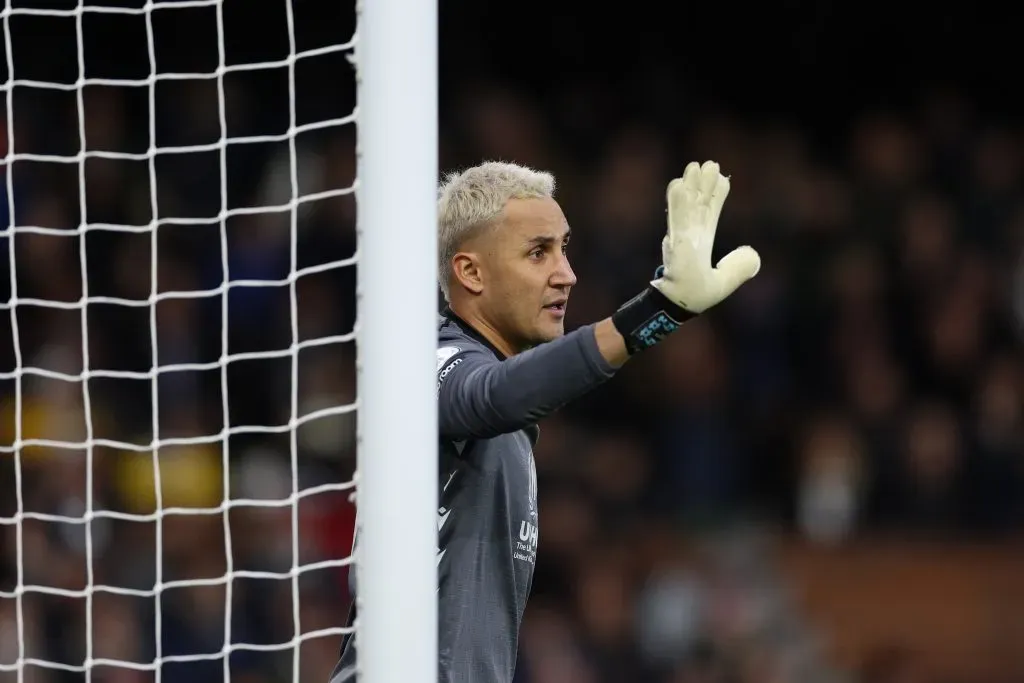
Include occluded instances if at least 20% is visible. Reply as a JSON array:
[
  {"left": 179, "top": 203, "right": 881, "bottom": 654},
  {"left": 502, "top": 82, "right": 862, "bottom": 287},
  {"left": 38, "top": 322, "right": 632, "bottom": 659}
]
[
  {"left": 666, "top": 161, "right": 700, "bottom": 239},
  {"left": 714, "top": 245, "right": 761, "bottom": 299},
  {"left": 708, "top": 173, "right": 730, "bottom": 233},
  {"left": 698, "top": 161, "right": 719, "bottom": 197},
  {"left": 681, "top": 161, "right": 701, "bottom": 191}
]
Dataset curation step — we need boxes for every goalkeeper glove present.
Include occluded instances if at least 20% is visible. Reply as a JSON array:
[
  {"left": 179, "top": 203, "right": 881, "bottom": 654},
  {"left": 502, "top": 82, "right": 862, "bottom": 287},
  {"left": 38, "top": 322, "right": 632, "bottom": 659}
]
[{"left": 612, "top": 160, "right": 761, "bottom": 355}]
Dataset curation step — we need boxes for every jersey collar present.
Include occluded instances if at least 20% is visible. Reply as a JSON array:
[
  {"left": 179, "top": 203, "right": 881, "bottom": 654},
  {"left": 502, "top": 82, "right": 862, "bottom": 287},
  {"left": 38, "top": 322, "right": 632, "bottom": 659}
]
[{"left": 440, "top": 307, "right": 509, "bottom": 360}]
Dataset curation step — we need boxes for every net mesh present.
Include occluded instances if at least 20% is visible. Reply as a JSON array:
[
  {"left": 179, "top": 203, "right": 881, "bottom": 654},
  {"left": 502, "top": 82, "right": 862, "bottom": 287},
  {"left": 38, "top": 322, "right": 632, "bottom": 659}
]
[{"left": 0, "top": 1, "right": 358, "bottom": 681}]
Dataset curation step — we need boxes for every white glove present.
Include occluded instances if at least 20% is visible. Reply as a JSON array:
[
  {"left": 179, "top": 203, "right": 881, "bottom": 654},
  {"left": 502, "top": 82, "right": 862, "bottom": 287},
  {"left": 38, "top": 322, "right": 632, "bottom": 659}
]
[{"left": 651, "top": 160, "right": 761, "bottom": 314}]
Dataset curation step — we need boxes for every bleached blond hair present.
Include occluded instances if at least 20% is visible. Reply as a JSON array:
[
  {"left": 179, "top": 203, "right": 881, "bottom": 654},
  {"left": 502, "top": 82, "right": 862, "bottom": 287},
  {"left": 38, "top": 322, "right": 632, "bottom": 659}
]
[{"left": 437, "top": 161, "right": 555, "bottom": 301}]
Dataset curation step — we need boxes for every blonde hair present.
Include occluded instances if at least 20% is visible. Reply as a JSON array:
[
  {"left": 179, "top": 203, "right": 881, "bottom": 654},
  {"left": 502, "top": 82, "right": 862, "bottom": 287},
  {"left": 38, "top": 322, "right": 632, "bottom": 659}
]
[{"left": 437, "top": 161, "right": 555, "bottom": 301}]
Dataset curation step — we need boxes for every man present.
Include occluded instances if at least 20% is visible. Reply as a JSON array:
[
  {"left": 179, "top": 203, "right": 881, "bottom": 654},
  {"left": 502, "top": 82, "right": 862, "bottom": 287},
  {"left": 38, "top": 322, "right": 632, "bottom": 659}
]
[{"left": 330, "top": 160, "right": 760, "bottom": 683}]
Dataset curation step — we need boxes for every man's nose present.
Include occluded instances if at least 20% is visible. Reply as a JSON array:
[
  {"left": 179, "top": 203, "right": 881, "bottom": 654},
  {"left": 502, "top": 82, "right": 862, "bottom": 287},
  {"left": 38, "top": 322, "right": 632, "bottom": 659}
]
[{"left": 551, "top": 255, "right": 577, "bottom": 288}]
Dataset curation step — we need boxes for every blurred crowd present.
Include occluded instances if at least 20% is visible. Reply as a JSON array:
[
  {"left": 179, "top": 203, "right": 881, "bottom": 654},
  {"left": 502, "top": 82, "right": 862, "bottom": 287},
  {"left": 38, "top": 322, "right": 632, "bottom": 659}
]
[{"left": 0, "top": 10, "right": 1023, "bottom": 683}]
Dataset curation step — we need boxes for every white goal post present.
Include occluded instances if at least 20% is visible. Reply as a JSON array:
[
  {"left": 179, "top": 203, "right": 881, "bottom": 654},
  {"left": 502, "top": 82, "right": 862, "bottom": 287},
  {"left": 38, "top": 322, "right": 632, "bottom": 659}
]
[
  {"left": 355, "top": 0, "right": 438, "bottom": 682},
  {"left": 0, "top": 1, "right": 438, "bottom": 683}
]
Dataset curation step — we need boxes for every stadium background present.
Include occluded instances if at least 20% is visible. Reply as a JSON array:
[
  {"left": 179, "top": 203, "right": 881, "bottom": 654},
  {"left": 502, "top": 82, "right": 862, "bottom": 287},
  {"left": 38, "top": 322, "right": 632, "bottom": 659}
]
[{"left": 2, "top": 1, "right": 1024, "bottom": 682}]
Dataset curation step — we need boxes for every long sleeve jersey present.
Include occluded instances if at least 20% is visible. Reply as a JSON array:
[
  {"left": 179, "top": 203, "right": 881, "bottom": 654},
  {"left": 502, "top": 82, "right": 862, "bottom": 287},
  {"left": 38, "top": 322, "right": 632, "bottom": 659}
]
[{"left": 330, "top": 309, "right": 617, "bottom": 683}]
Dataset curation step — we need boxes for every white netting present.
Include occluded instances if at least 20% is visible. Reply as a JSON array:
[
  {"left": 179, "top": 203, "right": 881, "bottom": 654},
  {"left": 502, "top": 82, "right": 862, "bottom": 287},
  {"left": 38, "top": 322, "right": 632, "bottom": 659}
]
[{"left": 0, "top": 1, "right": 358, "bottom": 682}]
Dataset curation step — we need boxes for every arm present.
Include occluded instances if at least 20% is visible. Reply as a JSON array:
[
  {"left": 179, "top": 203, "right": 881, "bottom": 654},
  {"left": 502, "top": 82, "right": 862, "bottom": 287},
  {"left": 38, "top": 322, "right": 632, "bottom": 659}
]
[
  {"left": 594, "top": 318, "right": 630, "bottom": 367},
  {"left": 438, "top": 324, "right": 618, "bottom": 440}
]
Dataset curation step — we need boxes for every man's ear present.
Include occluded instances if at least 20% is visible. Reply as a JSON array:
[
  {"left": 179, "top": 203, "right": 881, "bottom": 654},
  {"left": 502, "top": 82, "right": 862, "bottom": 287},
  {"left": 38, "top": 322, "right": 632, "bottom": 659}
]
[{"left": 451, "top": 252, "right": 485, "bottom": 295}]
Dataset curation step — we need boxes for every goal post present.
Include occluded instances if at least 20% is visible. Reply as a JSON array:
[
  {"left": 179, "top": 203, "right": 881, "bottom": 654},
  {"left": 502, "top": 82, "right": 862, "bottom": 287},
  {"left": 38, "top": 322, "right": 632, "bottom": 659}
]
[{"left": 355, "top": 1, "right": 439, "bottom": 683}]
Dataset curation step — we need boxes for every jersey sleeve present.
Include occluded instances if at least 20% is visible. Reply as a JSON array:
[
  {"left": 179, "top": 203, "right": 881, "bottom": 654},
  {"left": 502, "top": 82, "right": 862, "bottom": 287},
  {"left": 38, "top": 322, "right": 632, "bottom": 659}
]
[{"left": 436, "top": 324, "right": 617, "bottom": 440}]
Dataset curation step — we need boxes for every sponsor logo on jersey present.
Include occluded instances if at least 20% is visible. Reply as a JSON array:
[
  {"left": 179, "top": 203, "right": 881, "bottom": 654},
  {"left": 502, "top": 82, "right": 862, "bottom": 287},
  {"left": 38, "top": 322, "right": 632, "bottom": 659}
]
[
  {"left": 515, "top": 520, "right": 539, "bottom": 564},
  {"left": 437, "top": 358, "right": 463, "bottom": 393},
  {"left": 436, "top": 346, "right": 461, "bottom": 370},
  {"left": 515, "top": 455, "right": 539, "bottom": 565}
]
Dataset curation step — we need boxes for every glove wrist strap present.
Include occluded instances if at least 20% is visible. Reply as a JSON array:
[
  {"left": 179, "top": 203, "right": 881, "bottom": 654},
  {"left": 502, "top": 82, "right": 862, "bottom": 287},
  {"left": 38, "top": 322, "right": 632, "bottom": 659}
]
[{"left": 612, "top": 286, "right": 695, "bottom": 355}]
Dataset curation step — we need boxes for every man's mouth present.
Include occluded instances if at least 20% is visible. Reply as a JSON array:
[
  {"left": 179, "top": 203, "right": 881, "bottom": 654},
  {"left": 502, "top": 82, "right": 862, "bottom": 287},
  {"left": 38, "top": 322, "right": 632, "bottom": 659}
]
[{"left": 543, "top": 299, "right": 567, "bottom": 313}]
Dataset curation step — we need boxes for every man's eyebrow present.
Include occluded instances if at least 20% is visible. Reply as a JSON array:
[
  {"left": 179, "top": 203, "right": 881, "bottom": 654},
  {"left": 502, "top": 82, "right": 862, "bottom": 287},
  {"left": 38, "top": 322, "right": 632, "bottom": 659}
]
[{"left": 524, "top": 229, "right": 572, "bottom": 247}]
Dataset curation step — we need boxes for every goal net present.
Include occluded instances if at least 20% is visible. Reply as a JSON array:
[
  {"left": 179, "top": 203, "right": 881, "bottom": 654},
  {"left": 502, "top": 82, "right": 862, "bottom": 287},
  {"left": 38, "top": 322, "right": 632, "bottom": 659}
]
[{"left": 0, "top": 1, "right": 438, "bottom": 683}]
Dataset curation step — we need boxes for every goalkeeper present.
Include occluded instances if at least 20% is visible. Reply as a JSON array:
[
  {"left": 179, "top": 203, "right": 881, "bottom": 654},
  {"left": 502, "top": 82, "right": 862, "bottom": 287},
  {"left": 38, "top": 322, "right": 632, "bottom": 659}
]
[{"left": 329, "top": 160, "right": 760, "bottom": 683}]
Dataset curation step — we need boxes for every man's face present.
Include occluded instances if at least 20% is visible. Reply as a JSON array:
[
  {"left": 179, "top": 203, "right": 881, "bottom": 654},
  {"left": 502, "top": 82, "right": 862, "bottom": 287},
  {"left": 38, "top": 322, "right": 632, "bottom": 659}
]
[{"left": 478, "top": 197, "right": 577, "bottom": 350}]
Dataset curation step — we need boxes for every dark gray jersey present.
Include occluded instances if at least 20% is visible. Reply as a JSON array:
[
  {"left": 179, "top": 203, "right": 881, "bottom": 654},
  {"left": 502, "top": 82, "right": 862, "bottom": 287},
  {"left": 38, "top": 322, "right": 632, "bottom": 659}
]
[{"left": 330, "top": 310, "right": 617, "bottom": 683}]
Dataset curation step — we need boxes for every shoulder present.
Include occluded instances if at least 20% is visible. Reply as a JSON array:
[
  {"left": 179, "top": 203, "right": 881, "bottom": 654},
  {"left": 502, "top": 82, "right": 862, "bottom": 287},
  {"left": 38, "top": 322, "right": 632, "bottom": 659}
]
[
  {"left": 436, "top": 316, "right": 497, "bottom": 383},
  {"left": 436, "top": 335, "right": 489, "bottom": 372},
  {"left": 436, "top": 344, "right": 463, "bottom": 371},
  {"left": 437, "top": 316, "right": 493, "bottom": 360}
]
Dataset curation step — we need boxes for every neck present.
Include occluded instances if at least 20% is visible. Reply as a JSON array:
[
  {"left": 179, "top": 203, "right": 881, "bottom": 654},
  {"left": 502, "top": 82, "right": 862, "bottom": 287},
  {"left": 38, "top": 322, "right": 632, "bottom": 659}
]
[{"left": 448, "top": 302, "right": 519, "bottom": 358}]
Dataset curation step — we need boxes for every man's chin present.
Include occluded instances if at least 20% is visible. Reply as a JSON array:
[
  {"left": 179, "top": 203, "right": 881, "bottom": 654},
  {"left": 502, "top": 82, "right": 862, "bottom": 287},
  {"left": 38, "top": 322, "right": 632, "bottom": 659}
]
[{"left": 534, "top": 320, "right": 565, "bottom": 343}]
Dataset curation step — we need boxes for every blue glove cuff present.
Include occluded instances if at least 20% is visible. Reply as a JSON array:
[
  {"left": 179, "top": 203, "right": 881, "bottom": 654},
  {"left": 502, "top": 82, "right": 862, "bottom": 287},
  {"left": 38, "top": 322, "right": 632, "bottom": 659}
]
[{"left": 611, "top": 285, "right": 693, "bottom": 355}]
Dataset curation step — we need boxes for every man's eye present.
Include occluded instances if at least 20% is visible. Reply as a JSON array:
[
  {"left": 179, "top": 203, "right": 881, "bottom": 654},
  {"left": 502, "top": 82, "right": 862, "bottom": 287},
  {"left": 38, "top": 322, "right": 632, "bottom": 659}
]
[{"left": 530, "top": 248, "right": 544, "bottom": 259}]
